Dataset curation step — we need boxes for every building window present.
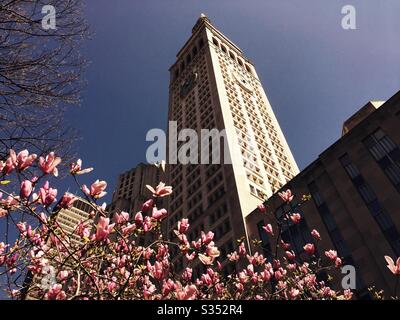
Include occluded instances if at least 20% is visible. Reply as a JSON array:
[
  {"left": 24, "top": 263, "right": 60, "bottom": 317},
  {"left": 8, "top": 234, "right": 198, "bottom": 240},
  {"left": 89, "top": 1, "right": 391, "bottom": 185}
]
[
  {"left": 363, "top": 129, "right": 400, "bottom": 191},
  {"left": 245, "top": 64, "right": 251, "bottom": 73},
  {"left": 199, "top": 38, "right": 204, "bottom": 48},
  {"left": 339, "top": 153, "right": 400, "bottom": 255},
  {"left": 257, "top": 221, "right": 272, "bottom": 260},
  {"left": 274, "top": 201, "right": 313, "bottom": 256},
  {"left": 212, "top": 37, "right": 219, "bottom": 47},
  {"left": 192, "top": 46, "right": 198, "bottom": 56},
  {"left": 308, "top": 181, "right": 350, "bottom": 259},
  {"left": 221, "top": 45, "right": 227, "bottom": 54},
  {"left": 229, "top": 51, "right": 235, "bottom": 60}
]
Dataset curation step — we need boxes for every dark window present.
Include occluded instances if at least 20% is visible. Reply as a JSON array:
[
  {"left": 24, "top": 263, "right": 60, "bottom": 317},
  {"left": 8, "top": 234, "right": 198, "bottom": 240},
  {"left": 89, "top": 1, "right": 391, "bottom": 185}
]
[
  {"left": 257, "top": 221, "right": 272, "bottom": 260},
  {"left": 340, "top": 153, "right": 400, "bottom": 255},
  {"left": 212, "top": 37, "right": 219, "bottom": 47},
  {"left": 363, "top": 129, "right": 400, "bottom": 191},
  {"left": 308, "top": 181, "right": 351, "bottom": 259}
]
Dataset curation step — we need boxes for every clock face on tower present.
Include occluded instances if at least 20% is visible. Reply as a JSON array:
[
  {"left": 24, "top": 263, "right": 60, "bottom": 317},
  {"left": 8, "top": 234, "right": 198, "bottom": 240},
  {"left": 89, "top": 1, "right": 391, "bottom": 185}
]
[
  {"left": 231, "top": 71, "right": 253, "bottom": 93},
  {"left": 180, "top": 72, "right": 198, "bottom": 98}
]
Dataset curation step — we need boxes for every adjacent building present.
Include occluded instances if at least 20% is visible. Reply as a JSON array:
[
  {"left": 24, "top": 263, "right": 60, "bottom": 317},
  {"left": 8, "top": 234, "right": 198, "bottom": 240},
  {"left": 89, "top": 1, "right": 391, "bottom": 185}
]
[
  {"left": 166, "top": 15, "right": 299, "bottom": 275},
  {"left": 54, "top": 197, "right": 94, "bottom": 244},
  {"left": 108, "top": 163, "right": 164, "bottom": 215},
  {"left": 23, "top": 196, "right": 94, "bottom": 299},
  {"left": 246, "top": 90, "right": 400, "bottom": 298}
]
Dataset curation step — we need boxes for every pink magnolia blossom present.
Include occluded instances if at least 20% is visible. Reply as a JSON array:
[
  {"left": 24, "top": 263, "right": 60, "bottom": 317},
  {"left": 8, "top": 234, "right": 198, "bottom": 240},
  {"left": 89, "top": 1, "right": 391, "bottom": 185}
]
[
  {"left": 278, "top": 189, "right": 294, "bottom": 202},
  {"left": 3, "top": 150, "right": 17, "bottom": 174},
  {"left": 185, "top": 252, "right": 196, "bottom": 261},
  {"left": 0, "top": 161, "right": 5, "bottom": 174},
  {"left": 39, "top": 181, "right": 57, "bottom": 206},
  {"left": 122, "top": 223, "right": 136, "bottom": 236},
  {"left": 281, "top": 240, "right": 291, "bottom": 250},
  {"left": 76, "top": 221, "right": 91, "bottom": 239},
  {"left": 201, "top": 231, "right": 214, "bottom": 245},
  {"left": 147, "top": 261, "right": 165, "bottom": 280},
  {"left": 289, "top": 288, "right": 300, "bottom": 299},
  {"left": 274, "top": 269, "right": 285, "bottom": 280},
  {"left": 141, "top": 199, "right": 154, "bottom": 212},
  {"left": 303, "top": 243, "right": 315, "bottom": 255},
  {"left": 311, "top": 229, "right": 321, "bottom": 240},
  {"left": 70, "top": 159, "right": 93, "bottom": 175},
  {"left": 39, "top": 152, "right": 61, "bottom": 176},
  {"left": 206, "top": 244, "right": 220, "bottom": 259},
  {"left": 143, "top": 216, "right": 153, "bottom": 232},
  {"left": 384, "top": 256, "right": 400, "bottom": 275},
  {"left": 58, "top": 270, "right": 69, "bottom": 281},
  {"left": 58, "top": 193, "right": 77, "bottom": 209},
  {"left": 198, "top": 254, "right": 214, "bottom": 265},
  {"left": 260, "top": 269, "right": 271, "bottom": 282},
  {"left": 2, "top": 195, "right": 18, "bottom": 207},
  {"left": 290, "top": 213, "right": 301, "bottom": 224},
  {"left": 228, "top": 252, "right": 240, "bottom": 262},
  {"left": 343, "top": 289, "right": 353, "bottom": 300},
  {"left": 115, "top": 211, "right": 129, "bottom": 224},
  {"left": 238, "top": 242, "right": 247, "bottom": 256},
  {"left": 262, "top": 224, "right": 274, "bottom": 235},
  {"left": 176, "top": 284, "right": 197, "bottom": 300},
  {"left": 82, "top": 180, "right": 107, "bottom": 199},
  {"left": 134, "top": 211, "right": 143, "bottom": 224},
  {"left": 20, "top": 180, "right": 33, "bottom": 199},
  {"left": 95, "top": 217, "right": 115, "bottom": 241},
  {"left": 146, "top": 182, "right": 173, "bottom": 198},
  {"left": 182, "top": 268, "right": 193, "bottom": 281},
  {"left": 45, "top": 284, "right": 66, "bottom": 300},
  {"left": 285, "top": 251, "right": 296, "bottom": 260},
  {"left": 325, "top": 250, "right": 338, "bottom": 261},
  {"left": 247, "top": 252, "right": 266, "bottom": 265},
  {"left": 287, "top": 263, "right": 297, "bottom": 271},
  {"left": 257, "top": 203, "right": 266, "bottom": 213},
  {"left": 152, "top": 207, "right": 168, "bottom": 220},
  {"left": 16, "top": 150, "right": 37, "bottom": 171},
  {"left": 178, "top": 218, "right": 189, "bottom": 234}
]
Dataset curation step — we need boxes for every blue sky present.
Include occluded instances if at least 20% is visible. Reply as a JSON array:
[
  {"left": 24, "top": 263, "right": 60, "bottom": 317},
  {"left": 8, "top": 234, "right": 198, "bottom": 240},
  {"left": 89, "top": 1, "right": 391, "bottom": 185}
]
[{"left": 65, "top": 0, "right": 400, "bottom": 202}]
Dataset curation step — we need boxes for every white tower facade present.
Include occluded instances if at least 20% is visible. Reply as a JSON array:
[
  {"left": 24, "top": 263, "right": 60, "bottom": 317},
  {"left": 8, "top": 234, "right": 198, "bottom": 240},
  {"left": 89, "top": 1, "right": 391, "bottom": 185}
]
[{"left": 166, "top": 15, "right": 299, "bottom": 273}]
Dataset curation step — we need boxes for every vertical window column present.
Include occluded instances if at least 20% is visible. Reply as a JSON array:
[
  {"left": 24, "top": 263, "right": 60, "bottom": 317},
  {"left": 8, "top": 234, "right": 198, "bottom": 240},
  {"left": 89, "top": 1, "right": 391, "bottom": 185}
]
[{"left": 339, "top": 153, "right": 400, "bottom": 255}]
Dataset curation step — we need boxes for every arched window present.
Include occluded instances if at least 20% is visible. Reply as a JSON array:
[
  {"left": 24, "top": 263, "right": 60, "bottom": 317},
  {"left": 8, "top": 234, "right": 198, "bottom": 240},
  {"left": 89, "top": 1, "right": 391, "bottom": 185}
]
[
  {"left": 229, "top": 51, "right": 235, "bottom": 60},
  {"left": 212, "top": 37, "right": 219, "bottom": 47},
  {"left": 199, "top": 38, "right": 204, "bottom": 48},
  {"left": 181, "top": 61, "right": 185, "bottom": 71},
  {"left": 175, "top": 69, "right": 179, "bottom": 79},
  {"left": 221, "top": 45, "right": 227, "bottom": 53},
  {"left": 192, "top": 46, "right": 198, "bottom": 56},
  {"left": 237, "top": 59, "right": 243, "bottom": 66},
  {"left": 245, "top": 64, "right": 251, "bottom": 73},
  {"left": 186, "top": 54, "right": 191, "bottom": 64}
]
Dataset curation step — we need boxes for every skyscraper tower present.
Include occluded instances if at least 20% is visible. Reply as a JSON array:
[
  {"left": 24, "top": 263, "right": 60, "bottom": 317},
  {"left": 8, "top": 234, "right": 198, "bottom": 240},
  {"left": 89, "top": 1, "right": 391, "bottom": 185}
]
[{"left": 166, "top": 15, "right": 299, "bottom": 273}]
